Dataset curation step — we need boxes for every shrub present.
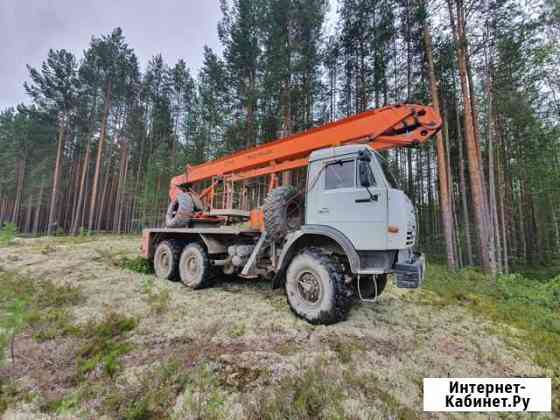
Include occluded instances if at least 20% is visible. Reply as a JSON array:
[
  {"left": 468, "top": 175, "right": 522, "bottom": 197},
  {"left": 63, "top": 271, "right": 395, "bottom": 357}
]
[
  {"left": 0, "top": 223, "right": 17, "bottom": 245},
  {"left": 118, "top": 256, "right": 154, "bottom": 274}
]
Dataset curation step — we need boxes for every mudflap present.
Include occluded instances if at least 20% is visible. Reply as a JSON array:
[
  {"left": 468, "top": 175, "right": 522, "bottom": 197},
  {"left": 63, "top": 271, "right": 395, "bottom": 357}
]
[{"left": 394, "top": 253, "right": 425, "bottom": 289}]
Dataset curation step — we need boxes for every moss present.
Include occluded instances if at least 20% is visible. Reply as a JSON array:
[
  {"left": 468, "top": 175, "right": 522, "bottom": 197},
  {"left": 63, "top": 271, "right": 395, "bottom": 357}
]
[
  {"left": 423, "top": 264, "right": 560, "bottom": 415},
  {"left": 327, "top": 335, "right": 366, "bottom": 364},
  {"left": 228, "top": 322, "right": 247, "bottom": 338}
]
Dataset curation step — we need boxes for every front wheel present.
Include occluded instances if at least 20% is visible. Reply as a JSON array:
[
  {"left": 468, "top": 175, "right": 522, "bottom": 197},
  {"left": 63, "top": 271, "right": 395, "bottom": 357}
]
[
  {"left": 285, "top": 248, "right": 352, "bottom": 325},
  {"left": 179, "top": 243, "right": 213, "bottom": 289}
]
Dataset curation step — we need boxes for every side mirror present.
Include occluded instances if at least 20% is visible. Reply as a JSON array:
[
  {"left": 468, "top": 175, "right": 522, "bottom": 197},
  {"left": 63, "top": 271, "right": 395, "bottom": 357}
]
[{"left": 359, "top": 160, "right": 371, "bottom": 187}]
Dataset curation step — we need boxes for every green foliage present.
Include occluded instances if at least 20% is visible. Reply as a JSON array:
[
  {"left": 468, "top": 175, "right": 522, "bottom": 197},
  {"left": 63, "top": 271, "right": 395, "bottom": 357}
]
[
  {"left": 342, "top": 369, "right": 418, "bottom": 419},
  {"left": 0, "top": 223, "right": 17, "bottom": 246},
  {"left": 0, "top": 299, "right": 27, "bottom": 366},
  {"left": 76, "top": 311, "right": 137, "bottom": 380},
  {"left": 0, "top": 380, "right": 19, "bottom": 415},
  {"left": 0, "top": 271, "right": 83, "bottom": 364},
  {"left": 247, "top": 360, "right": 345, "bottom": 420},
  {"left": 327, "top": 335, "right": 366, "bottom": 364},
  {"left": 118, "top": 256, "right": 154, "bottom": 274},
  {"left": 424, "top": 264, "right": 560, "bottom": 414},
  {"left": 138, "top": 276, "right": 171, "bottom": 315},
  {"left": 99, "top": 360, "right": 217, "bottom": 420},
  {"left": 177, "top": 363, "right": 225, "bottom": 419}
]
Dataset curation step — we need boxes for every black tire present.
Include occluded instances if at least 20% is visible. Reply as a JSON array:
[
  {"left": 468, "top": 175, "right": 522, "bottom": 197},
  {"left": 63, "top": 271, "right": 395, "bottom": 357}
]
[
  {"left": 179, "top": 242, "right": 213, "bottom": 289},
  {"left": 355, "top": 274, "right": 388, "bottom": 300},
  {"left": 166, "top": 192, "right": 194, "bottom": 228},
  {"left": 263, "top": 186, "right": 303, "bottom": 242},
  {"left": 153, "top": 240, "right": 182, "bottom": 280},
  {"left": 285, "top": 247, "right": 352, "bottom": 325}
]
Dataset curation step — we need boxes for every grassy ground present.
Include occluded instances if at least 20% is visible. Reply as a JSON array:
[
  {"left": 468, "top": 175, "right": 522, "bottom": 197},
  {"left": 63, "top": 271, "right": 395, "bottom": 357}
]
[{"left": 0, "top": 234, "right": 557, "bottom": 419}]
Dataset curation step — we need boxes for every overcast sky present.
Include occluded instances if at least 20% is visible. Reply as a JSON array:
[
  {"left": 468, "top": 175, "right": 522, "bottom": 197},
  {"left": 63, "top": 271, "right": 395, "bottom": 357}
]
[{"left": 0, "top": 0, "right": 338, "bottom": 111}]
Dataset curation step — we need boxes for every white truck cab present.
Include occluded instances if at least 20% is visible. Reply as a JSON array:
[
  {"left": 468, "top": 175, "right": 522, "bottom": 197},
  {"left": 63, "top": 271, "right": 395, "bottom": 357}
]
[{"left": 300, "top": 144, "right": 425, "bottom": 288}]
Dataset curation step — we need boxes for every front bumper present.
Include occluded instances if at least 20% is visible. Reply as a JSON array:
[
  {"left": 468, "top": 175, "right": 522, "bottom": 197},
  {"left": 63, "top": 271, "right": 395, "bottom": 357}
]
[{"left": 394, "top": 252, "right": 425, "bottom": 289}]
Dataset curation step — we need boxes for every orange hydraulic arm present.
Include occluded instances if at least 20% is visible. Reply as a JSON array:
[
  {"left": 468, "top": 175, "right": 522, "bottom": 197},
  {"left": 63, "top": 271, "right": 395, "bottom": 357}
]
[{"left": 170, "top": 104, "right": 442, "bottom": 201}]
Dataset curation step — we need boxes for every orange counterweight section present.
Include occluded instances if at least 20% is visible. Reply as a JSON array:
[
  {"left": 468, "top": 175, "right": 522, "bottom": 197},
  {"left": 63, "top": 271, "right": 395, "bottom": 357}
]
[{"left": 170, "top": 104, "right": 442, "bottom": 201}]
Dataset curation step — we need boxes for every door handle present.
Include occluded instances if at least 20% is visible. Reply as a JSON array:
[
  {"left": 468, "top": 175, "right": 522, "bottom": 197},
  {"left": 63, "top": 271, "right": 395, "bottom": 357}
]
[
  {"left": 355, "top": 194, "right": 378, "bottom": 203},
  {"left": 318, "top": 208, "right": 330, "bottom": 214}
]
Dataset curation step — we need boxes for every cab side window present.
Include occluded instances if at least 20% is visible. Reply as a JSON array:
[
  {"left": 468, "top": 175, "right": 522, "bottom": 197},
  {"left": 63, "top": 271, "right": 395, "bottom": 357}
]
[{"left": 325, "top": 159, "right": 355, "bottom": 190}]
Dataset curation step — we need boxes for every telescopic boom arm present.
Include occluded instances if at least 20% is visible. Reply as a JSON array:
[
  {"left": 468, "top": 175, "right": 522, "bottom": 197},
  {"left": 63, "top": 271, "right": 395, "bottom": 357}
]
[{"left": 170, "top": 104, "right": 442, "bottom": 200}]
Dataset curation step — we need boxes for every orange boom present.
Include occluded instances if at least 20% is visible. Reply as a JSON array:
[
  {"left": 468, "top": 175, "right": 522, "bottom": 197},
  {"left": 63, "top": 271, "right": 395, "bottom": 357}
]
[{"left": 169, "top": 104, "right": 441, "bottom": 204}]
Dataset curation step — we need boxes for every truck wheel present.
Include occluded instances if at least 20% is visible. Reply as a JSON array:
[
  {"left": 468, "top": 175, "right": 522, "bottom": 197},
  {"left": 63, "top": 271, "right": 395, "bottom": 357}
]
[
  {"left": 166, "top": 192, "right": 194, "bottom": 228},
  {"left": 153, "top": 240, "right": 181, "bottom": 280},
  {"left": 179, "top": 243, "right": 212, "bottom": 289},
  {"left": 263, "top": 186, "right": 303, "bottom": 242},
  {"left": 285, "top": 248, "right": 352, "bottom": 325}
]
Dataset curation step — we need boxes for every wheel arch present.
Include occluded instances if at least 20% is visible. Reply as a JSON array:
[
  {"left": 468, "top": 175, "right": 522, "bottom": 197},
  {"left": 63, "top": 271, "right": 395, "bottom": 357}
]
[{"left": 272, "top": 225, "right": 360, "bottom": 288}]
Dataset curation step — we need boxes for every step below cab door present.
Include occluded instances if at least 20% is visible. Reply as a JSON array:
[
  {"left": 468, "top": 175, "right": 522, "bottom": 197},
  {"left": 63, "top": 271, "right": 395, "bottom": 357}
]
[{"left": 306, "top": 155, "right": 388, "bottom": 250}]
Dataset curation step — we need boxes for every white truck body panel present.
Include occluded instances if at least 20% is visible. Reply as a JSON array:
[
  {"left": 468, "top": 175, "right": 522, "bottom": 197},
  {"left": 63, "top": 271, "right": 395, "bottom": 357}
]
[{"left": 306, "top": 145, "right": 415, "bottom": 252}]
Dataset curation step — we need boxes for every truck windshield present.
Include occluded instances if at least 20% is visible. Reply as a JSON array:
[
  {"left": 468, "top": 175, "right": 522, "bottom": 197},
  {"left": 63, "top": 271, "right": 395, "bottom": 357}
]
[{"left": 374, "top": 152, "right": 400, "bottom": 189}]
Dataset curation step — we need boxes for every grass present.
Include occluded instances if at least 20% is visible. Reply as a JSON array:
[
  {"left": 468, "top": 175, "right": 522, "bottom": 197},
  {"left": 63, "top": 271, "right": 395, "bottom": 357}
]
[
  {"left": 140, "top": 278, "right": 172, "bottom": 314},
  {"left": 0, "top": 271, "right": 83, "bottom": 355},
  {"left": 0, "top": 223, "right": 17, "bottom": 246},
  {"left": 0, "top": 271, "right": 84, "bottom": 414},
  {"left": 76, "top": 311, "right": 137, "bottom": 380},
  {"left": 0, "top": 270, "right": 137, "bottom": 414},
  {"left": 246, "top": 359, "right": 345, "bottom": 420},
  {"left": 117, "top": 255, "right": 154, "bottom": 274},
  {"left": 327, "top": 335, "right": 366, "bottom": 364},
  {"left": 423, "top": 263, "right": 560, "bottom": 414},
  {"left": 342, "top": 368, "right": 418, "bottom": 419},
  {"left": 97, "top": 360, "right": 224, "bottom": 420}
]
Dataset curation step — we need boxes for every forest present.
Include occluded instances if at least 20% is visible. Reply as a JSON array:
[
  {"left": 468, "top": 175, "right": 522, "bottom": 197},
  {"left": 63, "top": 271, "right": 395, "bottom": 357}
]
[{"left": 0, "top": 0, "right": 559, "bottom": 274}]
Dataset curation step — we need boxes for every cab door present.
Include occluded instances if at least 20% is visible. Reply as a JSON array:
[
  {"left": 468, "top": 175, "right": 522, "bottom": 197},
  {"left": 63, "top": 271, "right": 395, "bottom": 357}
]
[{"left": 306, "top": 156, "right": 388, "bottom": 250}]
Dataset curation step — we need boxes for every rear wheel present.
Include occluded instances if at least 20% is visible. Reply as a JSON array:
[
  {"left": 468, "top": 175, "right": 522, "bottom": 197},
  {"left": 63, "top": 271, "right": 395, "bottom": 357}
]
[
  {"left": 179, "top": 242, "right": 213, "bottom": 289},
  {"left": 285, "top": 248, "right": 352, "bottom": 325},
  {"left": 153, "top": 240, "right": 181, "bottom": 280}
]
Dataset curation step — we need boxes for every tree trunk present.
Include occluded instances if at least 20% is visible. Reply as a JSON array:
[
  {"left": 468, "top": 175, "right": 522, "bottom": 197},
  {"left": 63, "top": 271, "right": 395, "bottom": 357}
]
[
  {"left": 47, "top": 115, "right": 65, "bottom": 235},
  {"left": 455, "top": 98, "right": 474, "bottom": 265},
  {"left": 423, "top": 22, "right": 457, "bottom": 270},
  {"left": 88, "top": 79, "right": 112, "bottom": 233},
  {"left": 72, "top": 141, "right": 91, "bottom": 234},
  {"left": 448, "top": 0, "right": 495, "bottom": 274}
]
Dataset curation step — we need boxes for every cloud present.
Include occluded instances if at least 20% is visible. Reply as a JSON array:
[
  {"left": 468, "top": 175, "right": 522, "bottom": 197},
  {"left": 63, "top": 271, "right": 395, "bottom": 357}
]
[{"left": 0, "top": 0, "right": 223, "bottom": 109}]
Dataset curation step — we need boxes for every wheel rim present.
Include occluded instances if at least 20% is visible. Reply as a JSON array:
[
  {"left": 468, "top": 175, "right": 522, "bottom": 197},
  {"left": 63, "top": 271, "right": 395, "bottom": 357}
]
[
  {"left": 155, "top": 248, "right": 171, "bottom": 276},
  {"left": 296, "top": 270, "right": 323, "bottom": 305},
  {"left": 181, "top": 250, "right": 201, "bottom": 285}
]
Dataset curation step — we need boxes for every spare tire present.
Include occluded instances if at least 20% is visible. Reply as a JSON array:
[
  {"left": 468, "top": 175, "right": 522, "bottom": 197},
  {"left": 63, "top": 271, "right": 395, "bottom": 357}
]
[
  {"left": 263, "top": 185, "right": 303, "bottom": 241},
  {"left": 166, "top": 192, "right": 194, "bottom": 228}
]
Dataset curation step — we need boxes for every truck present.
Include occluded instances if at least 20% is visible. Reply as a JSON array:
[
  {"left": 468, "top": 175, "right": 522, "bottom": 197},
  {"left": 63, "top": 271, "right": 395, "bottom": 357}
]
[{"left": 141, "top": 104, "right": 441, "bottom": 324}]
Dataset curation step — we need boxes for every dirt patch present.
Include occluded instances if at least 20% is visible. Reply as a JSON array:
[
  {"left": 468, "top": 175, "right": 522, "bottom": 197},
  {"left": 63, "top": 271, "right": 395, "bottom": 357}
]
[{"left": 0, "top": 334, "right": 79, "bottom": 401}]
